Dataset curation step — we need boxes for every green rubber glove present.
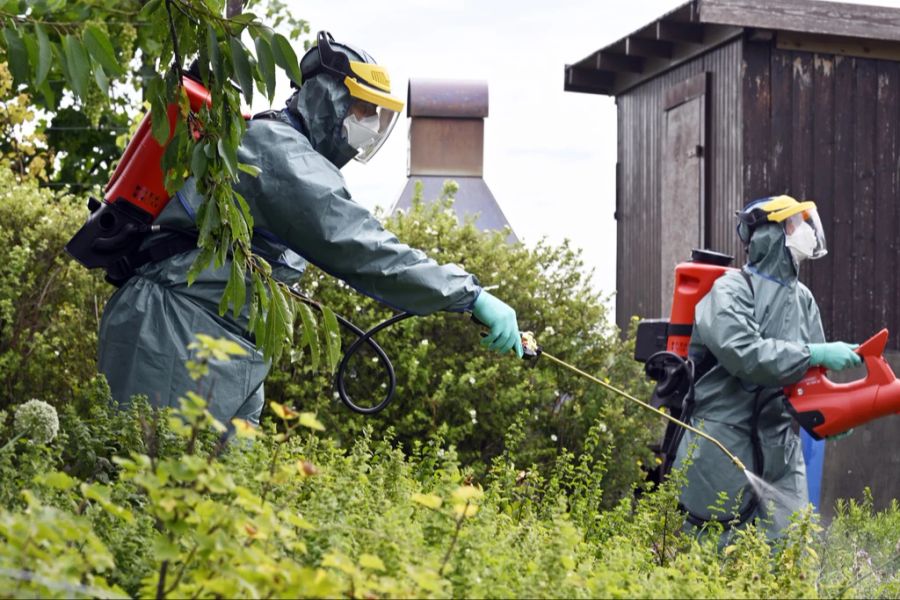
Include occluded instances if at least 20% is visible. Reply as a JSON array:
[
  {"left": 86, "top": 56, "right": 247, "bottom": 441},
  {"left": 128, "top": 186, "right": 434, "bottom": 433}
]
[
  {"left": 807, "top": 342, "right": 862, "bottom": 371},
  {"left": 472, "top": 291, "right": 523, "bottom": 358}
]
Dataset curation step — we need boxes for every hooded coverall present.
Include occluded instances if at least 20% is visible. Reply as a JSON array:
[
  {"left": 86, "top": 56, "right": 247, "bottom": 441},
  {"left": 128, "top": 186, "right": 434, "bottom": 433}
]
[
  {"left": 98, "top": 75, "right": 481, "bottom": 425},
  {"left": 674, "top": 223, "right": 825, "bottom": 537}
]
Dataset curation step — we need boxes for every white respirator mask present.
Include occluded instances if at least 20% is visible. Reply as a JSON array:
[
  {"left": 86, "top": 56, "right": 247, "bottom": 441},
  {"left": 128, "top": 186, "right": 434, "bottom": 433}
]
[
  {"left": 785, "top": 221, "right": 819, "bottom": 263},
  {"left": 342, "top": 113, "right": 381, "bottom": 152}
]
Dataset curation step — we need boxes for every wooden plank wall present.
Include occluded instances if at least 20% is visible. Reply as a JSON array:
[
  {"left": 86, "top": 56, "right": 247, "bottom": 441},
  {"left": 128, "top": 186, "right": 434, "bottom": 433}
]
[
  {"left": 616, "top": 39, "right": 743, "bottom": 331},
  {"left": 742, "top": 41, "right": 900, "bottom": 349}
]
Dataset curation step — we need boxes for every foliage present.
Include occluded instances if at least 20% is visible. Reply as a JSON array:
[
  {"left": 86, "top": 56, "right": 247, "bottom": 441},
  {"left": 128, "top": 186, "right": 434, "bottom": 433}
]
[
  {"left": 0, "top": 365, "right": 899, "bottom": 598},
  {"left": 1, "top": 0, "right": 319, "bottom": 362},
  {"left": 0, "top": 166, "right": 108, "bottom": 410},
  {"left": 267, "top": 185, "right": 659, "bottom": 506}
]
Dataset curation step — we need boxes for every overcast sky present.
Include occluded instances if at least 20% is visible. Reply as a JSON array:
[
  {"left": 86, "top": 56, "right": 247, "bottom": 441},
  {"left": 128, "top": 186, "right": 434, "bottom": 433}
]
[{"left": 263, "top": 0, "right": 900, "bottom": 312}]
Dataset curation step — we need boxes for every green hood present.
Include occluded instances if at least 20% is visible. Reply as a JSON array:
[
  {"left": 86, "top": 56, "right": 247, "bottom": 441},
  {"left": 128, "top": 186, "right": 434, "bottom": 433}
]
[
  {"left": 747, "top": 222, "right": 798, "bottom": 285},
  {"left": 285, "top": 74, "right": 358, "bottom": 169}
]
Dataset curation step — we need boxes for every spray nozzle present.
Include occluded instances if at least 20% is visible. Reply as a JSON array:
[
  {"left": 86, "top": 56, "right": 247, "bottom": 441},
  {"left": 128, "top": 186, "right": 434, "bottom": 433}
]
[
  {"left": 469, "top": 314, "right": 542, "bottom": 365},
  {"left": 520, "top": 331, "right": 542, "bottom": 367}
]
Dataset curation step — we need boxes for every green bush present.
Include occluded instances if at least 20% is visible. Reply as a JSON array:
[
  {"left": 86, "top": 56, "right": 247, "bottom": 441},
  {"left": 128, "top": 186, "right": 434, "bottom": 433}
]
[
  {"left": 0, "top": 166, "right": 109, "bottom": 410},
  {"left": 0, "top": 377, "right": 898, "bottom": 599},
  {"left": 267, "top": 182, "right": 658, "bottom": 506}
]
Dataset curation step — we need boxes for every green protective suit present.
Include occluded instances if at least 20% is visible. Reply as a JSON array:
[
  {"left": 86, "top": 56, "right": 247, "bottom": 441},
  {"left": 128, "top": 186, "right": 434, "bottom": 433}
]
[
  {"left": 674, "top": 223, "right": 825, "bottom": 537},
  {"left": 98, "top": 76, "right": 481, "bottom": 425}
]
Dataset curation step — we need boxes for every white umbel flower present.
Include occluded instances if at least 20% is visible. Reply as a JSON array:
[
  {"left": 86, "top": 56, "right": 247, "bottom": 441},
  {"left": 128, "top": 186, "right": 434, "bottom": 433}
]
[{"left": 14, "top": 399, "right": 59, "bottom": 445}]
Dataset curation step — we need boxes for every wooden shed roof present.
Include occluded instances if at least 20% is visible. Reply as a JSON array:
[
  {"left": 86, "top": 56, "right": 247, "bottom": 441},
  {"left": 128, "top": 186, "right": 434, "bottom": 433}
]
[{"left": 564, "top": 0, "right": 900, "bottom": 96}]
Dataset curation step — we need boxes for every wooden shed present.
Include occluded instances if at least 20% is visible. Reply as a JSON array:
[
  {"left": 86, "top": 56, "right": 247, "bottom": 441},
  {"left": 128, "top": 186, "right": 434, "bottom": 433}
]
[{"left": 564, "top": 0, "right": 900, "bottom": 518}]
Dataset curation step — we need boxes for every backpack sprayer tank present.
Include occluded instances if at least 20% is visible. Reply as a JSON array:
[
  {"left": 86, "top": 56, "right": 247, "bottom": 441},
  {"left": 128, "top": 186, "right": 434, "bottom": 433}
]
[
  {"left": 65, "top": 75, "right": 211, "bottom": 284},
  {"left": 634, "top": 249, "right": 736, "bottom": 363}
]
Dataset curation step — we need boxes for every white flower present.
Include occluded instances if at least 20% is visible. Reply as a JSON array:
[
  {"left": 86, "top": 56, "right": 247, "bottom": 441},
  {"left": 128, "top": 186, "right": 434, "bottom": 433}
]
[
  {"left": 543, "top": 326, "right": 556, "bottom": 336},
  {"left": 468, "top": 409, "right": 477, "bottom": 417},
  {"left": 598, "top": 422, "right": 608, "bottom": 433},
  {"left": 14, "top": 399, "right": 59, "bottom": 445},
  {"left": 468, "top": 377, "right": 475, "bottom": 385},
  {"left": 550, "top": 434, "right": 558, "bottom": 442},
  {"left": 420, "top": 339, "right": 429, "bottom": 346}
]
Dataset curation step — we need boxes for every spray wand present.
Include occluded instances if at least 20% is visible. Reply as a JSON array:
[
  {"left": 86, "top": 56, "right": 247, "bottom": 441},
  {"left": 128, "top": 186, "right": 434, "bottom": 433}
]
[{"left": 519, "top": 331, "right": 748, "bottom": 474}]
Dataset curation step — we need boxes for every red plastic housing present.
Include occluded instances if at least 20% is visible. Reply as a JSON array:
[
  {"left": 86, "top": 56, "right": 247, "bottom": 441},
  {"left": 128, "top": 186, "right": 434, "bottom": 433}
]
[
  {"left": 666, "top": 262, "right": 735, "bottom": 356},
  {"left": 785, "top": 329, "right": 900, "bottom": 439},
  {"left": 103, "top": 77, "right": 211, "bottom": 218}
]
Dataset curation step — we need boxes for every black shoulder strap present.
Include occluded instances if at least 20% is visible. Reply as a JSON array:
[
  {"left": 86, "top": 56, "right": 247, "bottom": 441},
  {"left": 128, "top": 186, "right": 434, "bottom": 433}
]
[{"left": 105, "top": 231, "right": 198, "bottom": 287}]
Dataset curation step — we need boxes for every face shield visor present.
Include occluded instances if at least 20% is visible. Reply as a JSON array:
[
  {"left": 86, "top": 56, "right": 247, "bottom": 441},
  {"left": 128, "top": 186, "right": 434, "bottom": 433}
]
[
  {"left": 783, "top": 207, "right": 827, "bottom": 261},
  {"left": 341, "top": 99, "right": 400, "bottom": 164},
  {"left": 304, "top": 31, "right": 405, "bottom": 164}
]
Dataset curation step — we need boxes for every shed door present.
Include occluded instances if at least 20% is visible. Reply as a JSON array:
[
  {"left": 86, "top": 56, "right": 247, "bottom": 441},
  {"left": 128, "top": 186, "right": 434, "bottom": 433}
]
[{"left": 660, "top": 73, "right": 708, "bottom": 315}]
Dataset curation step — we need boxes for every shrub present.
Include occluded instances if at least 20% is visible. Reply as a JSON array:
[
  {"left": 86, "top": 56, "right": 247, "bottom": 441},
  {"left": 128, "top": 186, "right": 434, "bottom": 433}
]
[
  {"left": 0, "top": 166, "right": 109, "bottom": 410},
  {"left": 0, "top": 382, "right": 898, "bottom": 598}
]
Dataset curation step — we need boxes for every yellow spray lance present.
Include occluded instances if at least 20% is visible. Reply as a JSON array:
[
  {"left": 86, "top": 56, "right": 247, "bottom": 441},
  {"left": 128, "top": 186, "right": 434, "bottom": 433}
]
[{"left": 518, "top": 331, "right": 748, "bottom": 474}]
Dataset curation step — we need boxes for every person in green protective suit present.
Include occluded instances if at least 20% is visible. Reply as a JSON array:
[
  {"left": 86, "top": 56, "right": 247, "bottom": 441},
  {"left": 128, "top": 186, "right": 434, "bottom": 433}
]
[
  {"left": 674, "top": 195, "right": 861, "bottom": 538},
  {"left": 97, "top": 31, "right": 522, "bottom": 427}
]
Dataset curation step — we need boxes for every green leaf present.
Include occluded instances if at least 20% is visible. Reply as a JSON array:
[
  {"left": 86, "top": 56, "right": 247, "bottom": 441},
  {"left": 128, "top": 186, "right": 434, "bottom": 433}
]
[
  {"left": 452, "top": 485, "right": 484, "bottom": 502},
  {"left": 152, "top": 534, "right": 181, "bottom": 561},
  {"left": 298, "top": 412, "right": 325, "bottom": 431},
  {"left": 411, "top": 493, "right": 443, "bottom": 509},
  {"left": 191, "top": 142, "right": 208, "bottom": 180},
  {"left": 3, "top": 27, "right": 30, "bottom": 86},
  {"left": 232, "top": 189, "right": 254, "bottom": 231},
  {"left": 322, "top": 305, "right": 341, "bottom": 373},
  {"left": 139, "top": 0, "right": 163, "bottom": 18},
  {"left": 228, "top": 12, "right": 259, "bottom": 26},
  {"left": 207, "top": 24, "right": 223, "bottom": 84},
  {"left": 93, "top": 63, "right": 109, "bottom": 95},
  {"left": 81, "top": 483, "right": 134, "bottom": 522},
  {"left": 217, "top": 138, "right": 239, "bottom": 178},
  {"left": 149, "top": 78, "right": 170, "bottom": 145},
  {"left": 237, "top": 162, "right": 261, "bottom": 177},
  {"left": 62, "top": 34, "right": 91, "bottom": 100},
  {"left": 228, "top": 36, "right": 253, "bottom": 105},
  {"left": 219, "top": 268, "right": 234, "bottom": 316},
  {"left": 253, "top": 36, "right": 276, "bottom": 102},
  {"left": 22, "top": 31, "right": 37, "bottom": 81},
  {"left": 51, "top": 42, "right": 70, "bottom": 85},
  {"left": 230, "top": 246, "right": 246, "bottom": 319},
  {"left": 34, "top": 471, "right": 78, "bottom": 491},
  {"left": 187, "top": 246, "right": 215, "bottom": 286},
  {"left": 34, "top": 24, "right": 51, "bottom": 86},
  {"left": 359, "top": 553, "right": 386, "bottom": 572},
  {"left": 270, "top": 33, "right": 302, "bottom": 86},
  {"left": 83, "top": 24, "right": 123, "bottom": 76},
  {"left": 297, "top": 301, "right": 320, "bottom": 372}
]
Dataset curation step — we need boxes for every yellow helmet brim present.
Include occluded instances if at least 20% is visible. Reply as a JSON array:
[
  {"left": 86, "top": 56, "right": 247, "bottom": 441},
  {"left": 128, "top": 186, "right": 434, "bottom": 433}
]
[
  {"left": 761, "top": 195, "right": 817, "bottom": 223},
  {"left": 343, "top": 75, "right": 404, "bottom": 113}
]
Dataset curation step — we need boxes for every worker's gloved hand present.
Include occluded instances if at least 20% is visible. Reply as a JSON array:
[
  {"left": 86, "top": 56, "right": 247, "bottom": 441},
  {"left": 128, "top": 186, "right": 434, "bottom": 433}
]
[
  {"left": 807, "top": 342, "right": 862, "bottom": 371},
  {"left": 472, "top": 291, "right": 523, "bottom": 358}
]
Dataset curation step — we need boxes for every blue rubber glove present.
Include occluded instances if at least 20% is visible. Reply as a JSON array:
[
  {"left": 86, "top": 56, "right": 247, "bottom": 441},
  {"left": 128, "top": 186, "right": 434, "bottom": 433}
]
[
  {"left": 807, "top": 342, "right": 862, "bottom": 371},
  {"left": 472, "top": 291, "right": 523, "bottom": 358}
]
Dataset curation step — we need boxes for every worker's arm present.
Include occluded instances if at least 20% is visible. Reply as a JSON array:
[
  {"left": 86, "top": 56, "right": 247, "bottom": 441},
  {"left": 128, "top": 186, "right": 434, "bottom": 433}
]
[
  {"left": 239, "top": 120, "right": 480, "bottom": 315},
  {"left": 693, "top": 273, "right": 810, "bottom": 387}
]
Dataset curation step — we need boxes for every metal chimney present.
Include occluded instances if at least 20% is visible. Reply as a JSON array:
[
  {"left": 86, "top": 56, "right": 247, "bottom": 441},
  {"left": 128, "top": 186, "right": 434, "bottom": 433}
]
[{"left": 392, "top": 78, "right": 517, "bottom": 242}]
